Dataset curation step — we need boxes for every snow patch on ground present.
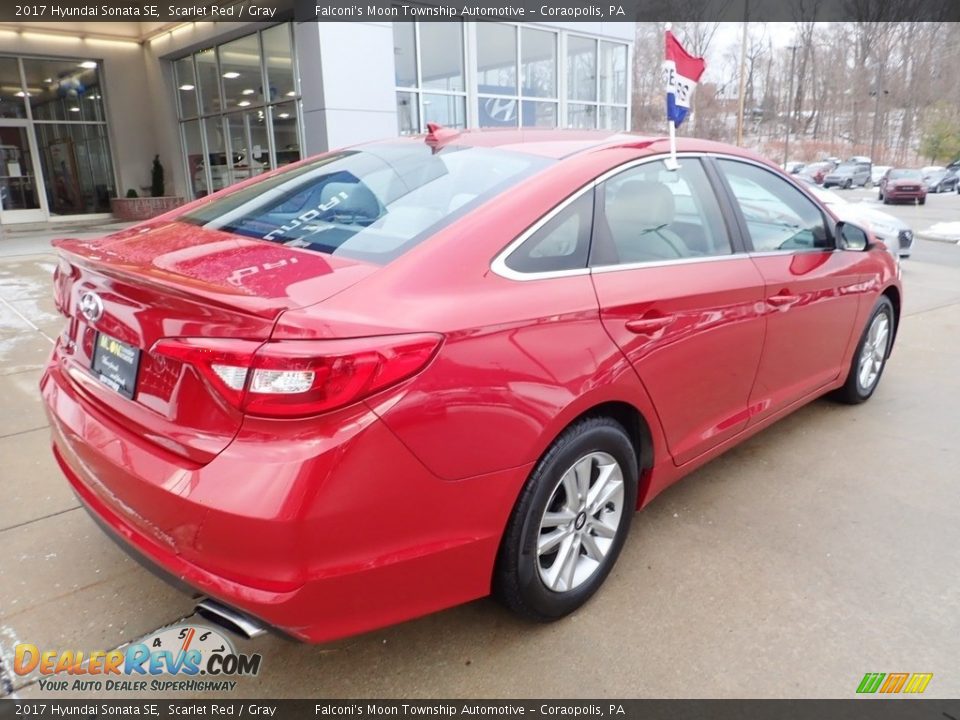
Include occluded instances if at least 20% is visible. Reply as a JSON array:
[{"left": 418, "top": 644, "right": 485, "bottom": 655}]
[{"left": 922, "top": 222, "right": 960, "bottom": 242}]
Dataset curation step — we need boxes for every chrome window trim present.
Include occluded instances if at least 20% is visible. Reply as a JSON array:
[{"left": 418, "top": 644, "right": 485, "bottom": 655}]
[{"left": 492, "top": 151, "right": 752, "bottom": 282}]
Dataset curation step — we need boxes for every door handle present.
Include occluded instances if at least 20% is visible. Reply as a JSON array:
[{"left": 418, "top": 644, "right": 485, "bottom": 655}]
[
  {"left": 767, "top": 293, "right": 799, "bottom": 308},
  {"left": 625, "top": 316, "right": 674, "bottom": 334}
]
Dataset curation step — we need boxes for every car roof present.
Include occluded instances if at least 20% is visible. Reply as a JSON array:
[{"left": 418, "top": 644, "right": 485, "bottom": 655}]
[{"left": 361, "top": 128, "right": 769, "bottom": 163}]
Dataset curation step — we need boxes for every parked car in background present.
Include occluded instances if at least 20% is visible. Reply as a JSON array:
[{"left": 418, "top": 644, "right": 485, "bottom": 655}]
[
  {"left": 800, "top": 177, "right": 914, "bottom": 259},
  {"left": 42, "top": 129, "right": 902, "bottom": 643},
  {"left": 921, "top": 165, "right": 946, "bottom": 177},
  {"left": 924, "top": 168, "right": 959, "bottom": 193},
  {"left": 798, "top": 161, "right": 835, "bottom": 185},
  {"left": 871, "top": 165, "right": 892, "bottom": 185},
  {"left": 849, "top": 156, "right": 872, "bottom": 165},
  {"left": 823, "top": 162, "right": 872, "bottom": 189},
  {"left": 878, "top": 168, "right": 927, "bottom": 204},
  {"left": 783, "top": 161, "right": 806, "bottom": 174}
]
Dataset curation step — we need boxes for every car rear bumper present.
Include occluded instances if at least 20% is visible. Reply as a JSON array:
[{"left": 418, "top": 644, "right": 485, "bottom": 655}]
[{"left": 41, "top": 351, "right": 526, "bottom": 642}]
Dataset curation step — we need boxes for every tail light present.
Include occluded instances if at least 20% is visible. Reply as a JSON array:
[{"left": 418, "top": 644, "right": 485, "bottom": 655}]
[{"left": 153, "top": 334, "right": 442, "bottom": 418}]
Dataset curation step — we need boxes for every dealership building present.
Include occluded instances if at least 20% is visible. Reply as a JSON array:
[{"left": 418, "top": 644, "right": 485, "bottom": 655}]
[{"left": 0, "top": 17, "right": 632, "bottom": 227}]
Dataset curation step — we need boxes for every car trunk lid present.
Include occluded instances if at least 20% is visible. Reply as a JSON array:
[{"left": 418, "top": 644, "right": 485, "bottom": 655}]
[{"left": 52, "top": 220, "right": 377, "bottom": 464}]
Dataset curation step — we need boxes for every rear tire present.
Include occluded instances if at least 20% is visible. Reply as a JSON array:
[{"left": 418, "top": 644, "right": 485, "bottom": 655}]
[
  {"left": 493, "top": 416, "right": 638, "bottom": 621},
  {"left": 833, "top": 296, "right": 894, "bottom": 405}
]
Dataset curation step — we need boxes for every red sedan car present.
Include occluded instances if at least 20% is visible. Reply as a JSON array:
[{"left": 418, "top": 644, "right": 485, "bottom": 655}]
[
  {"left": 42, "top": 129, "right": 901, "bottom": 642},
  {"left": 878, "top": 168, "right": 927, "bottom": 204}
]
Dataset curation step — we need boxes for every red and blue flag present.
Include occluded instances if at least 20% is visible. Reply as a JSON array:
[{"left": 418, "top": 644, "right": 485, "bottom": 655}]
[{"left": 664, "top": 30, "right": 706, "bottom": 127}]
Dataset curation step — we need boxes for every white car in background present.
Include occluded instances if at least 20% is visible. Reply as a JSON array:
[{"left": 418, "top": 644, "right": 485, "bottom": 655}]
[
  {"left": 871, "top": 165, "right": 892, "bottom": 185},
  {"left": 800, "top": 178, "right": 914, "bottom": 259}
]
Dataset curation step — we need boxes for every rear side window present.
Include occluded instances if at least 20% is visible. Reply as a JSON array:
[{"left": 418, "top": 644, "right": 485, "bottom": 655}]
[
  {"left": 592, "top": 158, "right": 732, "bottom": 266},
  {"left": 504, "top": 190, "right": 594, "bottom": 273},
  {"left": 717, "top": 159, "right": 831, "bottom": 252},
  {"left": 179, "top": 144, "right": 551, "bottom": 264}
]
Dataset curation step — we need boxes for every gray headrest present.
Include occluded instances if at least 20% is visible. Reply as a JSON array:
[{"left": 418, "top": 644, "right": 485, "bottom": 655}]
[{"left": 607, "top": 180, "right": 676, "bottom": 232}]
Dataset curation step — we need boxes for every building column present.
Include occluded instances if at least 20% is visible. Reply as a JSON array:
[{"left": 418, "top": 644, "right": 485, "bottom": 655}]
[{"left": 295, "top": 21, "right": 399, "bottom": 155}]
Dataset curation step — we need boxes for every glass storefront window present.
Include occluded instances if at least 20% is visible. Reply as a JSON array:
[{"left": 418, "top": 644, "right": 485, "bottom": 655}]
[
  {"left": 34, "top": 122, "right": 114, "bottom": 214},
  {"left": 174, "top": 57, "right": 198, "bottom": 118},
  {"left": 393, "top": 23, "right": 417, "bottom": 88},
  {"left": 175, "top": 25, "right": 303, "bottom": 200},
  {"left": 0, "top": 126, "right": 41, "bottom": 211},
  {"left": 599, "top": 105, "right": 626, "bottom": 131},
  {"left": 599, "top": 41, "right": 627, "bottom": 105},
  {"left": 181, "top": 119, "right": 208, "bottom": 198},
  {"left": 0, "top": 58, "right": 27, "bottom": 119},
  {"left": 225, "top": 109, "right": 270, "bottom": 184},
  {"left": 567, "top": 36, "right": 597, "bottom": 103},
  {"left": 420, "top": 24, "right": 464, "bottom": 91},
  {"left": 263, "top": 24, "right": 297, "bottom": 103},
  {"left": 521, "top": 28, "right": 556, "bottom": 99},
  {"left": 568, "top": 103, "right": 596, "bottom": 129},
  {"left": 522, "top": 100, "right": 558, "bottom": 128},
  {"left": 22, "top": 58, "right": 105, "bottom": 123},
  {"left": 423, "top": 93, "right": 465, "bottom": 129},
  {"left": 270, "top": 102, "right": 301, "bottom": 166},
  {"left": 477, "top": 23, "right": 517, "bottom": 96},
  {"left": 195, "top": 48, "right": 221, "bottom": 116},
  {"left": 219, "top": 34, "right": 263, "bottom": 112},
  {"left": 396, "top": 91, "right": 419, "bottom": 135}
]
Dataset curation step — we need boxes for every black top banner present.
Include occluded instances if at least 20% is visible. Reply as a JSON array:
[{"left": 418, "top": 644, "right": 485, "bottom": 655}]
[
  {"left": 3, "top": 700, "right": 960, "bottom": 720},
  {"left": 1, "top": 0, "right": 958, "bottom": 23}
]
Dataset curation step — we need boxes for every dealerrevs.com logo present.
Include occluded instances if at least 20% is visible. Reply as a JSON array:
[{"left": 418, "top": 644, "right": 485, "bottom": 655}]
[
  {"left": 14, "top": 624, "right": 262, "bottom": 693},
  {"left": 856, "top": 672, "right": 933, "bottom": 694}
]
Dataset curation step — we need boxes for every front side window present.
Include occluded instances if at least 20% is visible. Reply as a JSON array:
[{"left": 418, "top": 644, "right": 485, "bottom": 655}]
[
  {"left": 717, "top": 159, "right": 831, "bottom": 252},
  {"left": 593, "top": 159, "right": 732, "bottom": 266},
  {"left": 180, "top": 144, "right": 551, "bottom": 265}
]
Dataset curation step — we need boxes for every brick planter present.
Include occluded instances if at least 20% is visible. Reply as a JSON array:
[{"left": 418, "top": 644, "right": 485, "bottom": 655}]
[{"left": 110, "top": 196, "right": 184, "bottom": 221}]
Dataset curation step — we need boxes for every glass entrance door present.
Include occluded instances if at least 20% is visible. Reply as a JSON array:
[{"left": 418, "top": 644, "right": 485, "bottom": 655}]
[{"left": 0, "top": 121, "right": 47, "bottom": 224}]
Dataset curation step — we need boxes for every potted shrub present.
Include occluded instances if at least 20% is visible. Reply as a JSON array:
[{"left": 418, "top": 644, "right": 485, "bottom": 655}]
[{"left": 110, "top": 155, "right": 184, "bottom": 221}]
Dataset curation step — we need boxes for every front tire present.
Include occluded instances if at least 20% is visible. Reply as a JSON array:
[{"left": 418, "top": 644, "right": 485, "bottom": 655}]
[
  {"left": 833, "top": 296, "right": 894, "bottom": 404},
  {"left": 494, "top": 417, "right": 638, "bottom": 621}
]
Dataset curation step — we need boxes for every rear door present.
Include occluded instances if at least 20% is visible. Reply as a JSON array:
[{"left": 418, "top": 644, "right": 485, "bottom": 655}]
[
  {"left": 712, "top": 158, "right": 863, "bottom": 424},
  {"left": 590, "top": 156, "right": 767, "bottom": 465}
]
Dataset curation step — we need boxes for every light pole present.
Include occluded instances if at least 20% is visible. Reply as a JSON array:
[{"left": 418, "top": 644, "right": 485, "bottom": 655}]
[
  {"left": 782, "top": 45, "right": 798, "bottom": 167},
  {"left": 736, "top": 16, "right": 749, "bottom": 146}
]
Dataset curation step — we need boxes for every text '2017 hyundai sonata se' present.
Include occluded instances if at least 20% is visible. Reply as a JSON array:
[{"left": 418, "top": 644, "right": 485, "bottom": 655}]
[{"left": 42, "top": 129, "right": 901, "bottom": 642}]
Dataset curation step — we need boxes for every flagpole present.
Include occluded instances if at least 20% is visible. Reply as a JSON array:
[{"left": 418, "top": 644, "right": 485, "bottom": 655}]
[
  {"left": 666, "top": 120, "right": 679, "bottom": 170},
  {"left": 665, "top": 22, "right": 679, "bottom": 171}
]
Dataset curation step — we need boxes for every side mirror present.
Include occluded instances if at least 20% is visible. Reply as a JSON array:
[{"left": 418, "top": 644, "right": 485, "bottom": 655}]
[{"left": 837, "top": 221, "right": 871, "bottom": 251}]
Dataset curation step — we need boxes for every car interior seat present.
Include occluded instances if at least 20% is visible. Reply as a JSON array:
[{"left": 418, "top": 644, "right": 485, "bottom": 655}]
[{"left": 603, "top": 180, "right": 691, "bottom": 262}]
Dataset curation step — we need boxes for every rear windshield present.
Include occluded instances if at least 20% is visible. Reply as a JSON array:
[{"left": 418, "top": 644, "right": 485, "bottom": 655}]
[{"left": 179, "top": 143, "right": 552, "bottom": 264}]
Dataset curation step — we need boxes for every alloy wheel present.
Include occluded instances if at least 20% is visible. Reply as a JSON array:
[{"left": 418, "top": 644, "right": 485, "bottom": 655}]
[
  {"left": 858, "top": 312, "right": 890, "bottom": 391},
  {"left": 536, "top": 451, "right": 624, "bottom": 593}
]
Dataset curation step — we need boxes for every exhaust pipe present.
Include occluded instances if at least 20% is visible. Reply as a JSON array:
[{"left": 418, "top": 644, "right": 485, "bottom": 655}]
[{"left": 195, "top": 598, "right": 267, "bottom": 640}]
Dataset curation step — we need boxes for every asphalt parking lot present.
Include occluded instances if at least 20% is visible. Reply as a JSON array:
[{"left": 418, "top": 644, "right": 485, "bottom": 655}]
[{"left": 1, "top": 193, "right": 959, "bottom": 699}]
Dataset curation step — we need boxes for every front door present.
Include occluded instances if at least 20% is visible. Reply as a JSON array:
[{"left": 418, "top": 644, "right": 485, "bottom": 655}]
[
  {"left": 714, "top": 158, "right": 863, "bottom": 423},
  {"left": 0, "top": 121, "right": 47, "bottom": 224},
  {"left": 590, "top": 156, "right": 768, "bottom": 465}
]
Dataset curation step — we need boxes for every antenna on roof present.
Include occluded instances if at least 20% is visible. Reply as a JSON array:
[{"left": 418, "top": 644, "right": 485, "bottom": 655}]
[{"left": 425, "top": 122, "right": 459, "bottom": 151}]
